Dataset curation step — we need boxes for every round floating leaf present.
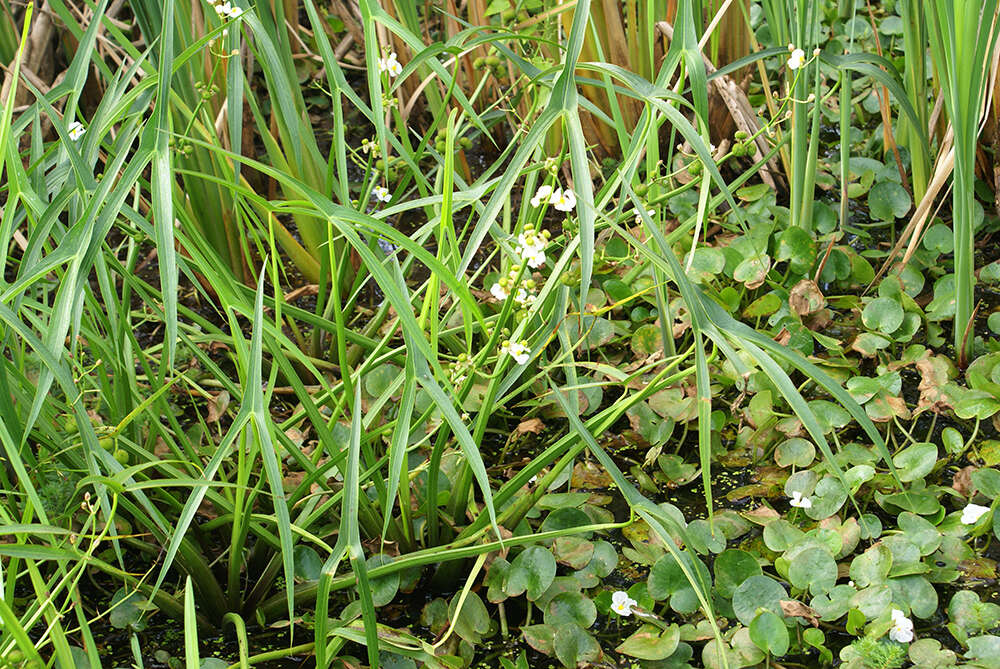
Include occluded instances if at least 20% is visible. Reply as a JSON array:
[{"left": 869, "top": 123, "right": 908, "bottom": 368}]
[
  {"left": 948, "top": 590, "right": 1000, "bottom": 634},
  {"left": 539, "top": 507, "right": 593, "bottom": 538},
  {"left": 868, "top": 180, "right": 911, "bottom": 221},
  {"left": 908, "top": 638, "right": 958, "bottom": 668},
  {"left": 200, "top": 660, "right": 229, "bottom": 669},
  {"left": 686, "top": 247, "right": 726, "bottom": 284},
  {"left": 421, "top": 598, "right": 450, "bottom": 635},
  {"left": 367, "top": 554, "right": 400, "bottom": 607},
  {"left": 749, "top": 611, "right": 790, "bottom": 656},
  {"left": 616, "top": 624, "right": 681, "bottom": 661},
  {"left": 449, "top": 591, "right": 490, "bottom": 643},
  {"left": 954, "top": 390, "right": 1000, "bottom": 420},
  {"left": 892, "top": 442, "right": 939, "bottom": 482},
  {"left": 805, "top": 476, "right": 848, "bottom": 520},
  {"left": 552, "top": 622, "right": 601, "bottom": 668},
  {"left": 850, "top": 544, "right": 892, "bottom": 588},
  {"left": 575, "top": 540, "right": 618, "bottom": 587},
  {"left": 989, "top": 312, "right": 1000, "bottom": 335},
  {"left": 862, "top": 297, "right": 904, "bottom": 334},
  {"left": 743, "top": 292, "right": 782, "bottom": 318},
  {"left": 732, "top": 574, "right": 787, "bottom": 626},
  {"left": 733, "top": 253, "right": 771, "bottom": 289},
  {"left": 293, "top": 545, "right": 323, "bottom": 582},
  {"left": 965, "top": 635, "right": 1000, "bottom": 664},
  {"left": 982, "top": 262, "right": 1000, "bottom": 284},
  {"left": 850, "top": 584, "right": 892, "bottom": 618},
  {"left": 648, "top": 554, "right": 711, "bottom": 614},
  {"left": 602, "top": 278, "right": 633, "bottom": 303},
  {"left": 505, "top": 546, "right": 557, "bottom": 601},
  {"left": 776, "top": 228, "right": 817, "bottom": 270},
  {"left": 109, "top": 588, "right": 149, "bottom": 631},
  {"left": 521, "top": 624, "right": 554, "bottom": 655},
  {"left": 810, "top": 584, "right": 855, "bottom": 621},
  {"left": 544, "top": 591, "right": 596, "bottom": 627},
  {"left": 775, "top": 438, "right": 815, "bottom": 467},
  {"left": 807, "top": 400, "right": 851, "bottom": 433},
  {"left": 552, "top": 536, "right": 595, "bottom": 570},
  {"left": 763, "top": 520, "right": 805, "bottom": 553},
  {"left": 890, "top": 575, "right": 938, "bottom": 619},
  {"left": 686, "top": 519, "right": 726, "bottom": 555},
  {"left": 788, "top": 545, "right": 838, "bottom": 595},
  {"left": 923, "top": 223, "right": 953, "bottom": 254},
  {"left": 365, "top": 364, "right": 401, "bottom": 398},
  {"left": 714, "top": 549, "right": 763, "bottom": 599},
  {"left": 898, "top": 512, "right": 942, "bottom": 556},
  {"left": 630, "top": 323, "right": 663, "bottom": 357}
]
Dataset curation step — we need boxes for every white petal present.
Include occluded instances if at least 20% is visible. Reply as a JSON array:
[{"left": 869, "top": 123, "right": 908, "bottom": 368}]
[{"left": 961, "top": 503, "right": 991, "bottom": 525}]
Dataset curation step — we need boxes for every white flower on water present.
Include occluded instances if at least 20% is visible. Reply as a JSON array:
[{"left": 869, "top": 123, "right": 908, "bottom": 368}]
[
  {"left": 500, "top": 340, "right": 530, "bottom": 365},
  {"left": 789, "top": 490, "right": 812, "bottom": 509},
  {"left": 372, "top": 185, "right": 391, "bottom": 203},
  {"left": 379, "top": 53, "right": 402, "bottom": 77},
  {"left": 611, "top": 591, "right": 637, "bottom": 617},
  {"left": 961, "top": 503, "right": 990, "bottom": 525},
  {"left": 551, "top": 187, "right": 576, "bottom": 212},
  {"left": 68, "top": 121, "right": 85, "bottom": 141},
  {"left": 888, "top": 609, "right": 914, "bottom": 643},
  {"left": 490, "top": 281, "right": 509, "bottom": 301},
  {"left": 530, "top": 185, "right": 553, "bottom": 208},
  {"left": 787, "top": 47, "right": 806, "bottom": 70}
]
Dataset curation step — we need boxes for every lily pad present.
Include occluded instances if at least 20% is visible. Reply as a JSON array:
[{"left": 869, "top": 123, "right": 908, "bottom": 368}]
[
  {"left": 862, "top": 297, "right": 904, "bottom": 334},
  {"left": 732, "top": 574, "right": 787, "bottom": 626},
  {"left": 892, "top": 442, "right": 939, "bottom": 483},
  {"left": 714, "top": 549, "right": 763, "bottom": 599},
  {"left": 616, "top": 624, "right": 681, "bottom": 661},
  {"left": 749, "top": 610, "right": 790, "bottom": 656},
  {"left": 868, "top": 180, "right": 911, "bottom": 221},
  {"left": 648, "top": 553, "right": 712, "bottom": 614},
  {"left": 543, "top": 591, "right": 596, "bottom": 628},
  {"left": 553, "top": 622, "right": 601, "bottom": 668},
  {"left": 505, "top": 546, "right": 557, "bottom": 601}
]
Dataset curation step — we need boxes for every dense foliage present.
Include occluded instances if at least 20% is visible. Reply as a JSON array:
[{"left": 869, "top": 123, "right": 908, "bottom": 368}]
[{"left": 2, "top": 0, "right": 1000, "bottom": 668}]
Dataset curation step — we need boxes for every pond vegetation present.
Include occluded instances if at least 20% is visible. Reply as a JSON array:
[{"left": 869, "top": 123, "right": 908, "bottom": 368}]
[{"left": 3, "top": 0, "right": 1000, "bottom": 667}]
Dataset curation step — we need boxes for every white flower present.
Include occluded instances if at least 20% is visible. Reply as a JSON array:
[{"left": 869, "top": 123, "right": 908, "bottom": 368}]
[
  {"left": 379, "top": 53, "right": 402, "bottom": 77},
  {"left": 552, "top": 188, "right": 576, "bottom": 212},
  {"left": 611, "top": 591, "right": 637, "bottom": 617},
  {"left": 372, "top": 185, "right": 391, "bottom": 203},
  {"left": 500, "top": 340, "right": 530, "bottom": 365},
  {"left": 68, "top": 121, "right": 85, "bottom": 141},
  {"left": 215, "top": 1, "right": 242, "bottom": 18},
  {"left": 789, "top": 490, "right": 812, "bottom": 509},
  {"left": 888, "top": 609, "right": 914, "bottom": 643},
  {"left": 514, "top": 287, "right": 535, "bottom": 307},
  {"left": 530, "top": 185, "right": 553, "bottom": 208},
  {"left": 635, "top": 208, "right": 654, "bottom": 225},
  {"left": 961, "top": 503, "right": 991, "bottom": 525},
  {"left": 517, "top": 229, "right": 548, "bottom": 268},
  {"left": 490, "top": 282, "right": 509, "bottom": 301},
  {"left": 361, "top": 138, "right": 374, "bottom": 153},
  {"left": 787, "top": 48, "right": 805, "bottom": 70}
]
